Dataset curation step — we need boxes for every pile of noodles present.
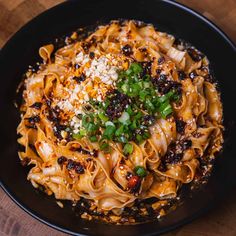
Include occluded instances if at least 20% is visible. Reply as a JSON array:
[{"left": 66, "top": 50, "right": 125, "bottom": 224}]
[{"left": 17, "top": 20, "right": 223, "bottom": 216}]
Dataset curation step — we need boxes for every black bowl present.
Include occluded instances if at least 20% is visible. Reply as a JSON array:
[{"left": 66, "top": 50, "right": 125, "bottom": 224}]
[{"left": 0, "top": 0, "right": 236, "bottom": 235}]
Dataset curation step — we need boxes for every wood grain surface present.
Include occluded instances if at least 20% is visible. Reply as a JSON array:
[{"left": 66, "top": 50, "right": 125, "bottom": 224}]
[{"left": 0, "top": 1, "right": 235, "bottom": 236}]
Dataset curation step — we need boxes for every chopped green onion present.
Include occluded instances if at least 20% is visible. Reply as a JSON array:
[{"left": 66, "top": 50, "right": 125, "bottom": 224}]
[
  {"left": 166, "top": 90, "right": 174, "bottom": 98},
  {"left": 98, "top": 112, "right": 109, "bottom": 122},
  {"left": 82, "top": 114, "right": 94, "bottom": 128},
  {"left": 171, "top": 91, "right": 180, "bottom": 101},
  {"left": 130, "top": 119, "right": 137, "bottom": 129},
  {"left": 143, "top": 74, "right": 151, "bottom": 80},
  {"left": 139, "top": 91, "right": 148, "bottom": 101},
  {"left": 80, "top": 129, "right": 87, "bottom": 136},
  {"left": 145, "top": 99, "right": 155, "bottom": 111},
  {"left": 129, "top": 62, "right": 143, "bottom": 74},
  {"left": 121, "top": 83, "right": 129, "bottom": 93},
  {"left": 89, "top": 135, "right": 98, "bottom": 142},
  {"left": 134, "top": 111, "right": 142, "bottom": 120},
  {"left": 159, "top": 100, "right": 169, "bottom": 112},
  {"left": 164, "top": 90, "right": 179, "bottom": 101},
  {"left": 134, "top": 166, "right": 147, "bottom": 177},
  {"left": 142, "top": 131, "right": 151, "bottom": 139},
  {"left": 136, "top": 134, "right": 143, "bottom": 143},
  {"left": 143, "top": 81, "right": 151, "bottom": 88},
  {"left": 125, "top": 68, "right": 133, "bottom": 76},
  {"left": 72, "top": 133, "right": 82, "bottom": 140},
  {"left": 115, "top": 124, "right": 124, "bottom": 136},
  {"left": 72, "top": 129, "right": 86, "bottom": 140},
  {"left": 117, "top": 135, "right": 128, "bottom": 143},
  {"left": 131, "top": 83, "right": 141, "bottom": 95},
  {"left": 118, "top": 112, "right": 130, "bottom": 124},
  {"left": 138, "top": 81, "right": 144, "bottom": 88},
  {"left": 103, "top": 125, "right": 116, "bottom": 139},
  {"left": 105, "top": 121, "right": 115, "bottom": 127},
  {"left": 126, "top": 105, "right": 134, "bottom": 116},
  {"left": 160, "top": 104, "right": 173, "bottom": 118},
  {"left": 103, "top": 100, "right": 110, "bottom": 109},
  {"left": 71, "top": 61, "right": 180, "bottom": 148},
  {"left": 99, "top": 140, "right": 110, "bottom": 153},
  {"left": 158, "top": 94, "right": 169, "bottom": 104},
  {"left": 86, "top": 123, "right": 98, "bottom": 133},
  {"left": 123, "top": 143, "right": 133, "bottom": 155}
]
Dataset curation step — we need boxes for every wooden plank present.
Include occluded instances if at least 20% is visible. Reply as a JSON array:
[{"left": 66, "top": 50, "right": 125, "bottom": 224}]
[{"left": 178, "top": 0, "right": 236, "bottom": 43}]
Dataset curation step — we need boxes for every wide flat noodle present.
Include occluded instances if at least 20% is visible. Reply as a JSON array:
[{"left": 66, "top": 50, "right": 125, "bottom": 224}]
[{"left": 17, "top": 20, "right": 223, "bottom": 221}]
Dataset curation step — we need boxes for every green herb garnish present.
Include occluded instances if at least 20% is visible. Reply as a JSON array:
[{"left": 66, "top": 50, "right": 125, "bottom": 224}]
[
  {"left": 71, "top": 62, "right": 180, "bottom": 153},
  {"left": 134, "top": 166, "right": 147, "bottom": 177},
  {"left": 123, "top": 143, "right": 133, "bottom": 155}
]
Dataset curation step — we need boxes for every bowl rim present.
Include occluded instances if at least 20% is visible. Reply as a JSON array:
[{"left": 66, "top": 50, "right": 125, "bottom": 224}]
[{"left": 0, "top": 0, "right": 235, "bottom": 235}]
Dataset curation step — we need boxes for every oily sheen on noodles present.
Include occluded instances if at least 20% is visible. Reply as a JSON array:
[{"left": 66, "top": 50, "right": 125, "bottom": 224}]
[{"left": 17, "top": 20, "right": 223, "bottom": 224}]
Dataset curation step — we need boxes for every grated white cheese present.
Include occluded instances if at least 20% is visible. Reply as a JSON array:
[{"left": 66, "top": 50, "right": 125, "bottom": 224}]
[
  {"left": 97, "top": 95, "right": 102, "bottom": 102},
  {"left": 73, "top": 129, "right": 79, "bottom": 134},
  {"left": 75, "top": 51, "right": 87, "bottom": 64},
  {"left": 83, "top": 92, "right": 90, "bottom": 101},
  {"left": 57, "top": 83, "right": 84, "bottom": 111},
  {"left": 75, "top": 51, "right": 119, "bottom": 86},
  {"left": 57, "top": 51, "right": 120, "bottom": 121},
  {"left": 70, "top": 116, "right": 82, "bottom": 133},
  {"left": 85, "top": 56, "right": 118, "bottom": 85},
  {"left": 57, "top": 99, "right": 74, "bottom": 111},
  {"left": 72, "top": 116, "right": 80, "bottom": 123},
  {"left": 75, "top": 108, "right": 83, "bottom": 115}
]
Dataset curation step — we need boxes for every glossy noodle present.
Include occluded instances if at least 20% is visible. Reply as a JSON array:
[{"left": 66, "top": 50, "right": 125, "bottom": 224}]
[{"left": 17, "top": 20, "right": 223, "bottom": 223}]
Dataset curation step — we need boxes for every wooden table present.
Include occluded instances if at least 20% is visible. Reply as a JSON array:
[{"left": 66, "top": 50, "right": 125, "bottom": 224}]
[{"left": 0, "top": 1, "right": 235, "bottom": 235}]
